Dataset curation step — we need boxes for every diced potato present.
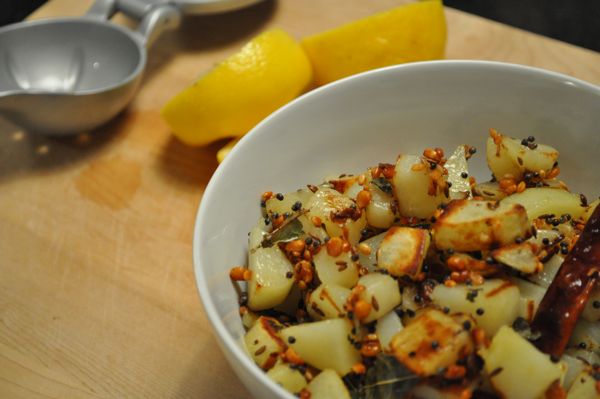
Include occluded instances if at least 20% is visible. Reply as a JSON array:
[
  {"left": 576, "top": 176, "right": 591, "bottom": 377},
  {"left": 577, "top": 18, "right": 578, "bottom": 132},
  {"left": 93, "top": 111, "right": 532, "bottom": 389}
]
[
  {"left": 491, "top": 242, "right": 541, "bottom": 274},
  {"left": 365, "top": 183, "right": 397, "bottom": 229},
  {"left": 357, "top": 232, "right": 386, "bottom": 271},
  {"left": 561, "top": 353, "right": 586, "bottom": 390},
  {"left": 248, "top": 246, "right": 294, "bottom": 310},
  {"left": 528, "top": 254, "right": 564, "bottom": 288},
  {"left": 328, "top": 175, "right": 359, "bottom": 196},
  {"left": 567, "top": 369, "right": 600, "bottom": 399},
  {"left": 241, "top": 309, "right": 259, "bottom": 330},
  {"left": 266, "top": 189, "right": 313, "bottom": 216},
  {"left": 376, "top": 310, "right": 404, "bottom": 351},
  {"left": 266, "top": 361, "right": 307, "bottom": 394},
  {"left": 502, "top": 188, "right": 587, "bottom": 222},
  {"left": 358, "top": 273, "right": 402, "bottom": 323},
  {"left": 244, "top": 316, "right": 286, "bottom": 370},
  {"left": 473, "top": 181, "right": 507, "bottom": 201},
  {"left": 377, "top": 226, "right": 430, "bottom": 278},
  {"left": 280, "top": 318, "right": 361, "bottom": 375},
  {"left": 432, "top": 199, "right": 530, "bottom": 252},
  {"left": 486, "top": 132, "right": 559, "bottom": 180},
  {"left": 248, "top": 217, "right": 271, "bottom": 249},
  {"left": 313, "top": 248, "right": 359, "bottom": 288},
  {"left": 527, "top": 228, "right": 561, "bottom": 250},
  {"left": 481, "top": 326, "right": 562, "bottom": 399},
  {"left": 409, "top": 383, "right": 476, "bottom": 399},
  {"left": 393, "top": 154, "right": 448, "bottom": 218},
  {"left": 306, "top": 284, "right": 350, "bottom": 320},
  {"left": 400, "top": 285, "right": 423, "bottom": 323},
  {"left": 306, "top": 187, "right": 367, "bottom": 244},
  {"left": 566, "top": 348, "right": 600, "bottom": 367},
  {"left": 390, "top": 309, "right": 474, "bottom": 376},
  {"left": 296, "top": 214, "right": 329, "bottom": 243},
  {"left": 583, "top": 198, "right": 600, "bottom": 222},
  {"left": 509, "top": 277, "right": 546, "bottom": 321},
  {"left": 430, "top": 279, "right": 520, "bottom": 336},
  {"left": 445, "top": 145, "right": 472, "bottom": 200},
  {"left": 306, "top": 369, "right": 351, "bottom": 399},
  {"left": 582, "top": 286, "right": 600, "bottom": 322},
  {"left": 569, "top": 319, "right": 600, "bottom": 352}
]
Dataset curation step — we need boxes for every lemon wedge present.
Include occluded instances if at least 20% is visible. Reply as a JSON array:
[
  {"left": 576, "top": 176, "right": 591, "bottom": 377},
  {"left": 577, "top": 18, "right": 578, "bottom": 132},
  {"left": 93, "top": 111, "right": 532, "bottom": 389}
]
[
  {"left": 302, "top": 0, "right": 446, "bottom": 86},
  {"left": 162, "top": 29, "right": 312, "bottom": 146}
]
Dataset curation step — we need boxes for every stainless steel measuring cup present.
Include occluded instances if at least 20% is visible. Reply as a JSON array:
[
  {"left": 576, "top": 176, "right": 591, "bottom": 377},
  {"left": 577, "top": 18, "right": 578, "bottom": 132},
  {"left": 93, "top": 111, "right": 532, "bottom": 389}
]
[{"left": 0, "top": 0, "right": 262, "bottom": 135}]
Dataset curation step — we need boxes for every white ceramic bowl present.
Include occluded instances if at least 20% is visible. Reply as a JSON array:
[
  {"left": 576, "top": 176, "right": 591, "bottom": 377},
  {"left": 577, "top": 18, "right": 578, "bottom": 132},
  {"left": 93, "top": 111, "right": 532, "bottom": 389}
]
[{"left": 193, "top": 60, "right": 600, "bottom": 399}]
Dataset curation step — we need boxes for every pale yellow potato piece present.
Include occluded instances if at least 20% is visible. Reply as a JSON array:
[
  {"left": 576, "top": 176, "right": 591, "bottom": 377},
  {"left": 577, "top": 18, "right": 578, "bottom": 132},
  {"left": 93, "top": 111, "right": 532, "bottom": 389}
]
[
  {"left": 266, "top": 362, "right": 307, "bottom": 394},
  {"left": 569, "top": 319, "right": 600, "bottom": 352},
  {"left": 430, "top": 279, "right": 520, "bottom": 336},
  {"left": 365, "top": 184, "right": 397, "bottom": 229},
  {"left": 393, "top": 154, "right": 448, "bottom": 218},
  {"left": 567, "top": 370, "right": 600, "bottom": 399},
  {"left": 306, "top": 369, "right": 351, "bottom": 399},
  {"left": 281, "top": 318, "right": 361, "bottom": 375},
  {"left": 582, "top": 286, "right": 600, "bottom": 322},
  {"left": 445, "top": 145, "right": 472, "bottom": 200},
  {"left": 432, "top": 199, "right": 530, "bottom": 252},
  {"left": 491, "top": 242, "right": 540, "bottom": 274},
  {"left": 358, "top": 273, "right": 401, "bottom": 323},
  {"left": 481, "top": 326, "right": 563, "bottom": 399},
  {"left": 313, "top": 248, "right": 359, "bottom": 288},
  {"left": 244, "top": 316, "right": 286, "bottom": 370},
  {"left": 248, "top": 217, "right": 271, "bottom": 249},
  {"left": 377, "top": 226, "right": 430, "bottom": 278},
  {"left": 583, "top": 198, "right": 600, "bottom": 221},
  {"left": 266, "top": 189, "right": 313, "bottom": 216},
  {"left": 509, "top": 277, "right": 546, "bottom": 322},
  {"left": 486, "top": 134, "right": 559, "bottom": 180},
  {"left": 357, "top": 232, "right": 386, "bottom": 271},
  {"left": 306, "top": 187, "right": 367, "bottom": 244},
  {"left": 528, "top": 254, "right": 564, "bottom": 288},
  {"left": 390, "top": 309, "right": 474, "bottom": 376},
  {"left": 248, "top": 246, "right": 294, "bottom": 311},
  {"left": 527, "top": 228, "right": 561, "bottom": 250},
  {"left": 473, "top": 180, "right": 507, "bottom": 201},
  {"left": 306, "top": 284, "right": 350, "bottom": 320},
  {"left": 376, "top": 310, "right": 404, "bottom": 351},
  {"left": 561, "top": 354, "right": 586, "bottom": 390},
  {"left": 502, "top": 187, "right": 587, "bottom": 222}
]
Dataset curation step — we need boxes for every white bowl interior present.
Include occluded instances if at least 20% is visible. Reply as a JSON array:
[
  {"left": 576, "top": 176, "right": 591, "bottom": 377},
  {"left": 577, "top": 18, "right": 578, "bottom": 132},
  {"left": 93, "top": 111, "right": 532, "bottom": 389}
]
[{"left": 194, "top": 61, "right": 600, "bottom": 399}]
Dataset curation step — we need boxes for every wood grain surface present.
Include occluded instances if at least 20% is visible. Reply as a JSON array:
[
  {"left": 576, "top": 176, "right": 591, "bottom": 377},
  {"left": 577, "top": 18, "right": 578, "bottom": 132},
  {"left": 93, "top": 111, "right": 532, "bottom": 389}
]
[{"left": 1, "top": 1, "right": 600, "bottom": 398}]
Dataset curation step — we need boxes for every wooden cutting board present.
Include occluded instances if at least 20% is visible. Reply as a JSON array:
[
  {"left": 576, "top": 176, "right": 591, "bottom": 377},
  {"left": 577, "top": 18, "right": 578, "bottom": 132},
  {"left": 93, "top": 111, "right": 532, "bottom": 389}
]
[{"left": 1, "top": 1, "right": 600, "bottom": 398}]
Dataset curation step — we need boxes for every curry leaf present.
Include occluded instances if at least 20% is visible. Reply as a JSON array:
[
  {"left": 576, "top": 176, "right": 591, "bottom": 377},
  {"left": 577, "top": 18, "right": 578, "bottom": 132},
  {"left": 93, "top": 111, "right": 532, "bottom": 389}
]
[{"left": 261, "top": 217, "right": 304, "bottom": 248}]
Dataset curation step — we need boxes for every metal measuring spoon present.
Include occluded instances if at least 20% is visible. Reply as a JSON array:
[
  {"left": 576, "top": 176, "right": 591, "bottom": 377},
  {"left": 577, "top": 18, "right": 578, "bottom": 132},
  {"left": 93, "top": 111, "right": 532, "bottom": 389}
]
[{"left": 0, "top": 0, "right": 262, "bottom": 135}]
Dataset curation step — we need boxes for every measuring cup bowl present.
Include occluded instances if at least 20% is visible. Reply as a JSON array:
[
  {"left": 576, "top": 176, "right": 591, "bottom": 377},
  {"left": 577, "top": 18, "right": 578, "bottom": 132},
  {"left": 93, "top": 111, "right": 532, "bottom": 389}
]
[
  {"left": 0, "top": 18, "right": 148, "bottom": 134},
  {"left": 0, "top": 18, "right": 145, "bottom": 134}
]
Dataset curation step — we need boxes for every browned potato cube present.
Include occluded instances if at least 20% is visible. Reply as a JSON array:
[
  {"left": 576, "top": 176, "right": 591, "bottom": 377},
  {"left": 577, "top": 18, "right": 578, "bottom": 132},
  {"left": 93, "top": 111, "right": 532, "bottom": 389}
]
[
  {"left": 390, "top": 309, "right": 474, "bottom": 376},
  {"left": 377, "top": 226, "right": 430, "bottom": 278},
  {"left": 432, "top": 199, "right": 530, "bottom": 252}
]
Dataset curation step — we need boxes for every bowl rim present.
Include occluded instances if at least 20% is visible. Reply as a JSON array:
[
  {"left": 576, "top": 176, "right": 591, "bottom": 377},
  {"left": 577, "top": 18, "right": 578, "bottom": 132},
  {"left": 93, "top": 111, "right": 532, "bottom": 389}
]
[{"left": 192, "top": 59, "right": 600, "bottom": 398}]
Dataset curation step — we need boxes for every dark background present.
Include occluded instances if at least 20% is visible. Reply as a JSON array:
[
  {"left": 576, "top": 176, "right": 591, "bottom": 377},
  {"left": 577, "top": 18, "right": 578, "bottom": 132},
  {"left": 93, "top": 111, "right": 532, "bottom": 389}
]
[{"left": 3, "top": 0, "right": 600, "bottom": 52}]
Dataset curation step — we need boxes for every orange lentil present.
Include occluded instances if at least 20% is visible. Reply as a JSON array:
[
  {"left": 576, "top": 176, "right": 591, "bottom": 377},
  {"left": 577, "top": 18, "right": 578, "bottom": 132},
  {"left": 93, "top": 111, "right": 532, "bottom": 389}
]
[
  {"left": 352, "top": 362, "right": 366, "bottom": 374},
  {"left": 360, "top": 340, "right": 381, "bottom": 357},
  {"left": 356, "top": 189, "right": 372, "bottom": 209},
  {"left": 517, "top": 181, "right": 526, "bottom": 193},
  {"left": 538, "top": 169, "right": 546, "bottom": 179},
  {"left": 261, "top": 191, "right": 273, "bottom": 202},
  {"left": 444, "top": 279, "right": 457, "bottom": 287},
  {"left": 299, "top": 389, "right": 311, "bottom": 399},
  {"left": 371, "top": 166, "right": 381, "bottom": 178},
  {"left": 311, "top": 216, "right": 322, "bottom": 227},
  {"left": 303, "top": 250, "right": 312, "bottom": 261},
  {"left": 447, "top": 255, "right": 467, "bottom": 271},
  {"left": 285, "top": 239, "right": 306, "bottom": 253},
  {"left": 342, "top": 240, "right": 352, "bottom": 253},
  {"left": 284, "top": 347, "right": 304, "bottom": 365},
  {"left": 272, "top": 214, "right": 285, "bottom": 228},
  {"left": 357, "top": 243, "right": 372, "bottom": 255},
  {"left": 239, "top": 306, "right": 248, "bottom": 315},
  {"left": 547, "top": 167, "right": 560, "bottom": 179},
  {"left": 459, "top": 389, "right": 472, "bottom": 399},
  {"left": 230, "top": 266, "right": 251, "bottom": 281},
  {"left": 472, "top": 327, "right": 489, "bottom": 348},
  {"left": 326, "top": 237, "right": 343, "bottom": 257},
  {"left": 357, "top": 174, "right": 367, "bottom": 186},
  {"left": 499, "top": 178, "right": 515, "bottom": 189},
  {"left": 354, "top": 300, "right": 372, "bottom": 321},
  {"left": 489, "top": 128, "right": 502, "bottom": 145},
  {"left": 444, "top": 364, "right": 467, "bottom": 379}
]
